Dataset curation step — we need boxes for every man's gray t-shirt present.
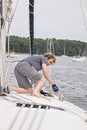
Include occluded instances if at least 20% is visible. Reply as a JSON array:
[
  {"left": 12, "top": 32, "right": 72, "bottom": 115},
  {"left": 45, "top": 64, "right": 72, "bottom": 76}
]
[{"left": 21, "top": 55, "right": 48, "bottom": 71}]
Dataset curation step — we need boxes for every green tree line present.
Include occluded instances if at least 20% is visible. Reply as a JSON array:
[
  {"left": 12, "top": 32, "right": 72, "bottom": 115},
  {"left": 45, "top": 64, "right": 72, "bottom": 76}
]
[{"left": 6, "top": 36, "right": 87, "bottom": 56}]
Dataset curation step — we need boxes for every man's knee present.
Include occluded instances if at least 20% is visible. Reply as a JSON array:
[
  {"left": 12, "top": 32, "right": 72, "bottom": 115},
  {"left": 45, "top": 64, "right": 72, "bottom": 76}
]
[
  {"left": 35, "top": 77, "right": 46, "bottom": 87},
  {"left": 38, "top": 77, "right": 46, "bottom": 87}
]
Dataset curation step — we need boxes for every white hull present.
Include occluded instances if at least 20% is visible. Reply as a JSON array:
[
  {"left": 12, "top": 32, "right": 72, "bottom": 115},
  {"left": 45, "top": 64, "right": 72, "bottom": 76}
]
[
  {"left": 7, "top": 52, "right": 19, "bottom": 58},
  {"left": 0, "top": 92, "right": 87, "bottom": 130}
]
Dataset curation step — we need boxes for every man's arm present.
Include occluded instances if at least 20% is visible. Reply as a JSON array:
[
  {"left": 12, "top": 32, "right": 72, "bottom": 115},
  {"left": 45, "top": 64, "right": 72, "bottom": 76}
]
[{"left": 42, "top": 63, "right": 54, "bottom": 85}]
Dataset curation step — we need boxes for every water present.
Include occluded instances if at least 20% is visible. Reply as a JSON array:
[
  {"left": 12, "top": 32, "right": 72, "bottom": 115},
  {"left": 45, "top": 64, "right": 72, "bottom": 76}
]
[{"left": 5, "top": 55, "right": 87, "bottom": 111}]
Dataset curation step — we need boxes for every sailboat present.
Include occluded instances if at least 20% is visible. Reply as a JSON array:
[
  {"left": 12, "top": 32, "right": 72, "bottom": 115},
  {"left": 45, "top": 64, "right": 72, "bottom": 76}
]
[
  {"left": 72, "top": 55, "right": 87, "bottom": 62},
  {"left": 0, "top": 0, "right": 87, "bottom": 130}
]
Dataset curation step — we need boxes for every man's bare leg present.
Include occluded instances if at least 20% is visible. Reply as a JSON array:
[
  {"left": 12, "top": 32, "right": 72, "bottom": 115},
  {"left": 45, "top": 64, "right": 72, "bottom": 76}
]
[
  {"left": 9, "top": 86, "right": 29, "bottom": 93},
  {"left": 8, "top": 77, "right": 46, "bottom": 97},
  {"left": 9, "top": 85, "right": 41, "bottom": 98}
]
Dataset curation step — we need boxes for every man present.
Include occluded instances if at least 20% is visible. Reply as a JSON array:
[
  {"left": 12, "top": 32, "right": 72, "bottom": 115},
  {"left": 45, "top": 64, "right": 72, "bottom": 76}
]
[{"left": 9, "top": 53, "right": 59, "bottom": 97}]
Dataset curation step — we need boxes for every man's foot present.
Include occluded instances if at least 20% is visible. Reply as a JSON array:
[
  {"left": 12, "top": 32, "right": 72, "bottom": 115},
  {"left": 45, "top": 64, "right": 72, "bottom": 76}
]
[{"left": 32, "top": 89, "right": 41, "bottom": 98}]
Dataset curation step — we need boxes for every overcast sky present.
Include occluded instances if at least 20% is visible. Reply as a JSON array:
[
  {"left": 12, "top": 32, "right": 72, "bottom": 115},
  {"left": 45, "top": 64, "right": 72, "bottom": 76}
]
[{"left": 10, "top": 0, "right": 87, "bottom": 42}]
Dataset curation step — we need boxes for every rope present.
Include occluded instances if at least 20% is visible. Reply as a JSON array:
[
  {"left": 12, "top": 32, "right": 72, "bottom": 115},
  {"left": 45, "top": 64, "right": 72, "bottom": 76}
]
[{"left": 47, "top": 66, "right": 64, "bottom": 101}]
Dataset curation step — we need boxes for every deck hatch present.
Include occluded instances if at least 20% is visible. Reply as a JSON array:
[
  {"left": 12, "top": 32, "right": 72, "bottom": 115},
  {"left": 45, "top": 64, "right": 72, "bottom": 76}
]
[{"left": 16, "top": 103, "right": 65, "bottom": 111}]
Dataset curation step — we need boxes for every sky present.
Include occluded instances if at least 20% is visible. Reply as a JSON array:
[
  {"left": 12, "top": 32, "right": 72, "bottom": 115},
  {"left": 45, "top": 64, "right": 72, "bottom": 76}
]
[{"left": 10, "top": 0, "right": 87, "bottom": 42}]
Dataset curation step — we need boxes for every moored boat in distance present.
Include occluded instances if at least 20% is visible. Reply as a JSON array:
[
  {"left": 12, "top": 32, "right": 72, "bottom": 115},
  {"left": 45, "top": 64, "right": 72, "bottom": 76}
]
[
  {"left": 7, "top": 52, "right": 19, "bottom": 58},
  {"left": 72, "top": 56, "right": 87, "bottom": 62}
]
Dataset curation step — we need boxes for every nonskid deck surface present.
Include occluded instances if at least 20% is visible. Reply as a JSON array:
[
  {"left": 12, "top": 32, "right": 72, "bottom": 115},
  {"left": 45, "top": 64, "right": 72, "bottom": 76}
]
[{"left": 0, "top": 92, "right": 87, "bottom": 130}]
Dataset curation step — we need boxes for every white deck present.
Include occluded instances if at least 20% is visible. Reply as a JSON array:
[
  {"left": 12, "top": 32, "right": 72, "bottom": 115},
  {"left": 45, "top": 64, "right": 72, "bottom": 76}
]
[{"left": 0, "top": 92, "right": 87, "bottom": 130}]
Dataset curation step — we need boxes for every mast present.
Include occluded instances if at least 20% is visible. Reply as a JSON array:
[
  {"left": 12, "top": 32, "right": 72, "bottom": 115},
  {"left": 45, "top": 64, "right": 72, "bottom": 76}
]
[
  {"left": 29, "top": 0, "right": 34, "bottom": 55},
  {"left": 0, "top": 0, "right": 6, "bottom": 94}
]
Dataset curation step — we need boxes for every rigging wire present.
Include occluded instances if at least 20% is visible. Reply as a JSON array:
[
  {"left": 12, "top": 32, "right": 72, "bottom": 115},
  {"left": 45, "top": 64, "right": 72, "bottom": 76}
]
[{"left": 80, "top": 0, "right": 87, "bottom": 32}]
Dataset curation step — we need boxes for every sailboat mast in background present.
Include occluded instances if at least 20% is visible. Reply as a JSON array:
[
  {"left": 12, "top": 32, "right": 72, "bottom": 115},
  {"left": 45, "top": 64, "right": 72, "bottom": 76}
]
[{"left": 47, "top": 38, "right": 55, "bottom": 54}]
